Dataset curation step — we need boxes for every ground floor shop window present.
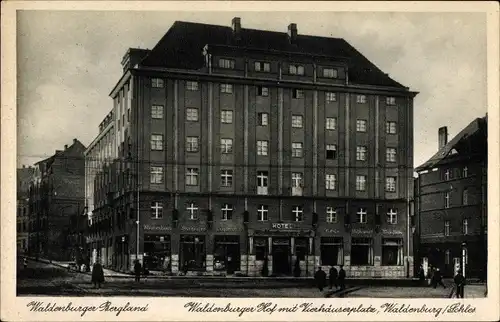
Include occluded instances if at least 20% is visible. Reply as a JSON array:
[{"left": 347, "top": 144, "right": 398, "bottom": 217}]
[
  {"left": 254, "top": 237, "right": 268, "bottom": 260},
  {"left": 180, "top": 235, "right": 206, "bottom": 271},
  {"left": 214, "top": 235, "right": 240, "bottom": 273},
  {"left": 295, "top": 238, "right": 308, "bottom": 261},
  {"left": 321, "top": 237, "right": 343, "bottom": 265},
  {"left": 381, "top": 238, "right": 403, "bottom": 266},
  {"left": 144, "top": 234, "right": 171, "bottom": 271},
  {"left": 351, "top": 238, "right": 373, "bottom": 265}
]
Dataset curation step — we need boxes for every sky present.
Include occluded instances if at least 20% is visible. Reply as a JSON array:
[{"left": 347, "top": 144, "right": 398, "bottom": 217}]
[{"left": 16, "top": 10, "right": 487, "bottom": 168}]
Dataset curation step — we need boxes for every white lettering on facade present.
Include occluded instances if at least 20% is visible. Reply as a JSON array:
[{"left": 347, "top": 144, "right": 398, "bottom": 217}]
[
  {"left": 351, "top": 228, "right": 373, "bottom": 234},
  {"left": 180, "top": 226, "right": 206, "bottom": 232},
  {"left": 143, "top": 225, "right": 172, "bottom": 231},
  {"left": 381, "top": 229, "right": 403, "bottom": 235},
  {"left": 271, "top": 223, "right": 295, "bottom": 229}
]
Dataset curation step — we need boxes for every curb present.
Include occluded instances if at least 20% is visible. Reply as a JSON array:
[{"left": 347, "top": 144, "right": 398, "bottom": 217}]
[{"left": 325, "top": 286, "right": 364, "bottom": 298}]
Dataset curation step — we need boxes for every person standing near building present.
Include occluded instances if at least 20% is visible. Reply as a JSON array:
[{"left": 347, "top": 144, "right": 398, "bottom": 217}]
[
  {"left": 91, "top": 259, "right": 104, "bottom": 289},
  {"left": 433, "top": 268, "right": 446, "bottom": 288},
  {"left": 454, "top": 271, "right": 466, "bottom": 298},
  {"left": 329, "top": 266, "right": 338, "bottom": 290},
  {"left": 314, "top": 267, "right": 327, "bottom": 291},
  {"left": 134, "top": 260, "right": 142, "bottom": 283},
  {"left": 338, "top": 265, "right": 346, "bottom": 290}
]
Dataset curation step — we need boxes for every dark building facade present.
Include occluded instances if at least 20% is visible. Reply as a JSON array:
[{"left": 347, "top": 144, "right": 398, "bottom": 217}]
[
  {"left": 415, "top": 116, "right": 487, "bottom": 279},
  {"left": 28, "top": 139, "right": 87, "bottom": 261},
  {"left": 17, "top": 165, "right": 35, "bottom": 254},
  {"left": 88, "top": 18, "right": 417, "bottom": 277}
]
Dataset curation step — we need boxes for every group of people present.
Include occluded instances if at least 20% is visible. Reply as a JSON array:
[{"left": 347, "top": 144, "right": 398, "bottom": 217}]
[
  {"left": 417, "top": 265, "right": 467, "bottom": 298},
  {"left": 90, "top": 259, "right": 144, "bottom": 289},
  {"left": 314, "top": 265, "right": 346, "bottom": 292}
]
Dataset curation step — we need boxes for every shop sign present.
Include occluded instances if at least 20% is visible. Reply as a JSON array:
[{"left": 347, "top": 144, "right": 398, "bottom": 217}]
[
  {"left": 216, "top": 227, "right": 240, "bottom": 232},
  {"left": 180, "top": 226, "right": 206, "bottom": 233},
  {"left": 143, "top": 224, "right": 172, "bottom": 231},
  {"left": 271, "top": 223, "right": 296, "bottom": 230},
  {"left": 351, "top": 228, "right": 373, "bottom": 235},
  {"left": 324, "top": 228, "right": 340, "bottom": 234},
  {"left": 381, "top": 229, "right": 403, "bottom": 235}
]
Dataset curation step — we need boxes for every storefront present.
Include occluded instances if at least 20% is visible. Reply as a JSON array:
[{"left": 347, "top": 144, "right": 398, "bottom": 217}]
[
  {"left": 213, "top": 235, "right": 240, "bottom": 274},
  {"left": 180, "top": 235, "right": 206, "bottom": 271},
  {"left": 144, "top": 234, "right": 171, "bottom": 271}
]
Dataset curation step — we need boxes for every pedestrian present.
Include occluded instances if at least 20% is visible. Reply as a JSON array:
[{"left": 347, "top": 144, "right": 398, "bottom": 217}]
[
  {"left": 433, "top": 268, "right": 446, "bottom": 289},
  {"left": 418, "top": 265, "right": 425, "bottom": 285},
  {"left": 329, "top": 266, "right": 338, "bottom": 290},
  {"left": 91, "top": 259, "right": 104, "bottom": 289},
  {"left": 454, "top": 271, "right": 466, "bottom": 298},
  {"left": 427, "top": 266, "right": 434, "bottom": 286},
  {"left": 23, "top": 257, "right": 28, "bottom": 269},
  {"left": 134, "top": 260, "right": 142, "bottom": 282},
  {"left": 338, "top": 265, "right": 346, "bottom": 290},
  {"left": 314, "top": 267, "right": 327, "bottom": 292}
]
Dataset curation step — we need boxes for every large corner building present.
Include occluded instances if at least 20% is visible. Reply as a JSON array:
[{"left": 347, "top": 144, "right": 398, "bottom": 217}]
[{"left": 86, "top": 18, "right": 418, "bottom": 278}]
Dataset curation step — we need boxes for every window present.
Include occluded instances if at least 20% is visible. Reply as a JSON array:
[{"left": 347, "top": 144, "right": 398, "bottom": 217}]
[
  {"left": 186, "top": 168, "right": 199, "bottom": 186},
  {"left": 462, "top": 189, "right": 468, "bottom": 205},
  {"left": 292, "top": 115, "right": 303, "bottom": 128},
  {"left": 186, "top": 137, "right": 199, "bottom": 152},
  {"left": 356, "top": 146, "right": 367, "bottom": 161},
  {"left": 186, "top": 81, "right": 199, "bottom": 91},
  {"left": 356, "top": 119, "right": 367, "bottom": 132},
  {"left": 218, "top": 58, "right": 235, "bottom": 69},
  {"left": 445, "top": 250, "right": 451, "bottom": 265},
  {"left": 255, "top": 237, "right": 268, "bottom": 260},
  {"left": 257, "top": 140, "right": 269, "bottom": 156},
  {"left": 258, "top": 113, "right": 268, "bottom": 126},
  {"left": 220, "top": 138, "right": 233, "bottom": 154},
  {"left": 257, "top": 171, "right": 268, "bottom": 195},
  {"left": 386, "top": 121, "right": 397, "bottom": 134},
  {"left": 387, "top": 208, "right": 397, "bottom": 224},
  {"left": 386, "top": 177, "right": 397, "bottom": 192},
  {"left": 220, "top": 83, "right": 233, "bottom": 93},
  {"left": 221, "top": 204, "right": 233, "bottom": 220},
  {"left": 151, "top": 78, "right": 164, "bottom": 88},
  {"left": 351, "top": 238, "right": 373, "bottom": 265},
  {"left": 221, "top": 110, "right": 233, "bottom": 124},
  {"left": 257, "top": 205, "right": 269, "bottom": 221},
  {"left": 444, "top": 220, "right": 450, "bottom": 236},
  {"left": 293, "top": 89, "right": 304, "bottom": 99},
  {"left": 326, "top": 117, "right": 337, "bottom": 130},
  {"left": 356, "top": 95, "right": 367, "bottom": 103},
  {"left": 356, "top": 175, "right": 367, "bottom": 191},
  {"left": 291, "top": 172, "right": 303, "bottom": 195},
  {"left": 151, "top": 202, "right": 163, "bottom": 219},
  {"left": 186, "top": 108, "right": 199, "bottom": 121},
  {"left": 323, "top": 68, "right": 338, "bottom": 78},
  {"left": 463, "top": 219, "right": 469, "bottom": 235},
  {"left": 321, "top": 237, "right": 343, "bottom": 265},
  {"left": 255, "top": 61, "right": 271, "bottom": 72},
  {"left": 326, "top": 207, "right": 337, "bottom": 223},
  {"left": 382, "top": 238, "right": 403, "bottom": 266},
  {"left": 356, "top": 208, "right": 367, "bottom": 223},
  {"left": 444, "top": 169, "right": 451, "bottom": 181},
  {"left": 150, "top": 166, "right": 163, "bottom": 184},
  {"left": 151, "top": 105, "right": 164, "bottom": 119},
  {"left": 292, "top": 206, "right": 303, "bottom": 222},
  {"left": 386, "top": 148, "right": 397, "bottom": 162},
  {"left": 386, "top": 97, "right": 396, "bottom": 105},
  {"left": 220, "top": 170, "right": 233, "bottom": 187},
  {"left": 257, "top": 86, "right": 269, "bottom": 97},
  {"left": 326, "top": 144, "right": 337, "bottom": 160},
  {"left": 445, "top": 192, "right": 450, "bottom": 208},
  {"left": 326, "top": 92, "right": 337, "bottom": 102},
  {"left": 186, "top": 202, "right": 198, "bottom": 220},
  {"left": 463, "top": 166, "right": 468, "bottom": 177},
  {"left": 150, "top": 134, "right": 163, "bottom": 151},
  {"left": 289, "top": 64, "right": 305, "bottom": 75},
  {"left": 325, "top": 174, "right": 336, "bottom": 190},
  {"left": 292, "top": 142, "right": 303, "bottom": 158}
]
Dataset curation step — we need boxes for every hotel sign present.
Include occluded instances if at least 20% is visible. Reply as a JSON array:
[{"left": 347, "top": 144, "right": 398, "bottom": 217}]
[
  {"left": 271, "top": 223, "right": 296, "bottom": 230},
  {"left": 143, "top": 225, "right": 172, "bottom": 231}
]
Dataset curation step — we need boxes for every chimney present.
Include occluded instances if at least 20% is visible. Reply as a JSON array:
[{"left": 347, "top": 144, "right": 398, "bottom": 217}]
[
  {"left": 64, "top": 145, "right": 68, "bottom": 150},
  {"left": 232, "top": 17, "right": 241, "bottom": 40},
  {"left": 73, "top": 138, "right": 77, "bottom": 144},
  {"left": 287, "top": 23, "right": 297, "bottom": 44},
  {"left": 438, "top": 126, "right": 448, "bottom": 149}
]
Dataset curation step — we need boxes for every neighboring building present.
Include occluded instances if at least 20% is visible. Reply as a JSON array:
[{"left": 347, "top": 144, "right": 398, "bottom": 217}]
[
  {"left": 415, "top": 116, "right": 487, "bottom": 279},
  {"left": 28, "top": 139, "right": 87, "bottom": 261},
  {"left": 88, "top": 18, "right": 417, "bottom": 277},
  {"left": 17, "top": 165, "right": 35, "bottom": 254}
]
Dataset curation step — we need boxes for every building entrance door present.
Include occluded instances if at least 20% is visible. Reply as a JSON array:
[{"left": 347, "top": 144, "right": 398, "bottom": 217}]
[{"left": 272, "top": 238, "right": 291, "bottom": 276}]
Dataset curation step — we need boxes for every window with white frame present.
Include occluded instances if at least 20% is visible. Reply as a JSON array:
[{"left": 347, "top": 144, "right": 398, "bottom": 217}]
[
  {"left": 186, "top": 108, "right": 199, "bottom": 122},
  {"left": 326, "top": 117, "right": 337, "bottom": 130},
  {"left": 151, "top": 78, "right": 164, "bottom": 88},
  {"left": 151, "top": 105, "right": 164, "bottom": 119},
  {"left": 186, "top": 137, "right": 199, "bottom": 152},
  {"left": 257, "top": 171, "right": 268, "bottom": 195},
  {"left": 186, "top": 168, "right": 199, "bottom": 186},
  {"left": 463, "top": 166, "right": 468, "bottom": 177},
  {"left": 463, "top": 218, "right": 468, "bottom": 235},
  {"left": 257, "top": 86, "right": 269, "bottom": 97},
  {"left": 356, "top": 95, "right": 367, "bottom": 103},
  {"left": 292, "top": 115, "right": 303, "bottom": 128},
  {"left": 444, "top": 220, "right": 450, "bottom": 236},
  {"left": 382, "top": 238, "right": 403, "bottom": 266},
  {"left": 356, "top": 207, "right": 367, "bottom": 223},
  {"left": 220, "top": 169, "right": 233, "bottom": 187},
  {"left": 386, "top": 121, "right": 397, "bottom": 134},
  {"left": 186, "top": 81, "right": 199, "bottom": 91},
  {"left": 186, "top": 202, "right": 198, "bottom": 220},
  {"left": 291, "top": 172, "right": 303, "bottom": 188},
  {"left": 221, "top": 203, "right": 233, "bottom": 220},
  {"left": 326, "top": 144, "right": 337, "bottom": 160},
  {"left": 258, "top": 113, "right": 268, "bottom": 126},
  {"left": 220, "top": 138, "right": 233, "bottom": 154},
  {"left": 445, "top": 192, "right": 450, "bottom": 208},
  {"left": 220, "top": 83, "right": 233, "bottom": 93},
  {"left": 257, "top": 140, "right": 269, "bottom": 156},
  {"left": 386, "top": 148, "right": 397, "bottom": 162},
  {"left": 356, "top": 146, "right": 367, "bottom": 161},
  {"left": 254, "top": 61, "right": 271, "bottom": 72},
  {"left": 221, "top": 110, "right": 233, "bottom": 124},
  {"left": 326, "top": 207, "right": 337, "bottom": 223},
  {"left": 150, "top": 166, "right": 163, "bottom": 184},
  {"left": 218, "top": 58, "right": 235, "bottom": 69},
  {"left": 444, "top": 169, "right": 452, "bottom": 181},
  {"left": 356, "top": 119, "right": 367, "bottom": 132},
  {"left": 386, "top": 177, "right": 397, "bottom": 192},
  {"left": 325, "top": 174, "right": 336, "bottom": 190},
  {"left": 151, "top": 202, "right": 163, "bottom": 219},
  {"left": 257, "top": 205, "right": 269, "bottom": 221},
  {"left": 356, "top": 175, "right": 366, "bottom": 191},
  {"left": 289, "top": 64, "right": 305, "bottom": 75},
  {"left": 387, "top": 208, "right": 397, "bottom": 224},
  {"left": 323, "top": 68, "right": 338, "bottom": 78},
  {"left": 445, "top": 249, "right": 451, "bottom": 265},
  {"left": 151, "top": 134, "right": 163, "bottom": 151},
  {"left": 293, "top": 89, "right": 304, "bottom": 99},
  {"left": 386, "top": 97, "right": 396, "bottom": 105},
  {"left": 326, "top": 92, "right": 337, "bottom": 102},
  {"left": 292, "top": 206, "right": 303, "bottom": 222},
  {"left": 462, "top": 189, "right": 468, "bottom": 205},
  {"left": 292, "top": 142, "right": 303, "bottom": 157}
]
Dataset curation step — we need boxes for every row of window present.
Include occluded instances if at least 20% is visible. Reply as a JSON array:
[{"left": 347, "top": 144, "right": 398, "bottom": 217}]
[
  {"left": 444, "top": 189, "right": 470, "bottom": 208},
  {"left": 443, "top": 166, "right": 469, "bottom": 181},
  {"left": 443, "top": 219, "right": 470, "bottom": 236},
  {"left": 150, "top": 201, "right": 400, "bottom": 224},
  {"left": 150, "top": 167, "right": 398, "bottom": 193}
]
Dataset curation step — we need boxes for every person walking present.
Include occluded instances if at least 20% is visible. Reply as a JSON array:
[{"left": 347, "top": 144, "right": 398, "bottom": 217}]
[
  {"left": 433, "top": 268, "right": 446, "bottom": 289},
  {"left": 338, "top": 265, "right": 346, "bottom": 290},
  {"left": 329, "top": 266, "right": 338, "bottom": 290},
  {"left": 91, "top": 259, "right": 105, "bottom": 289},
  {"left": 454, "top": 271, "right": 466, "bottom": 298},
  {"left": 418, "top": 265, "right": 425, "bottom": 286},
  {"left": 134, "top": 260, "right": 142, "bottom": 283},
  {"left": 314, "top": 267, "right": 327, "bottom": 292}
]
